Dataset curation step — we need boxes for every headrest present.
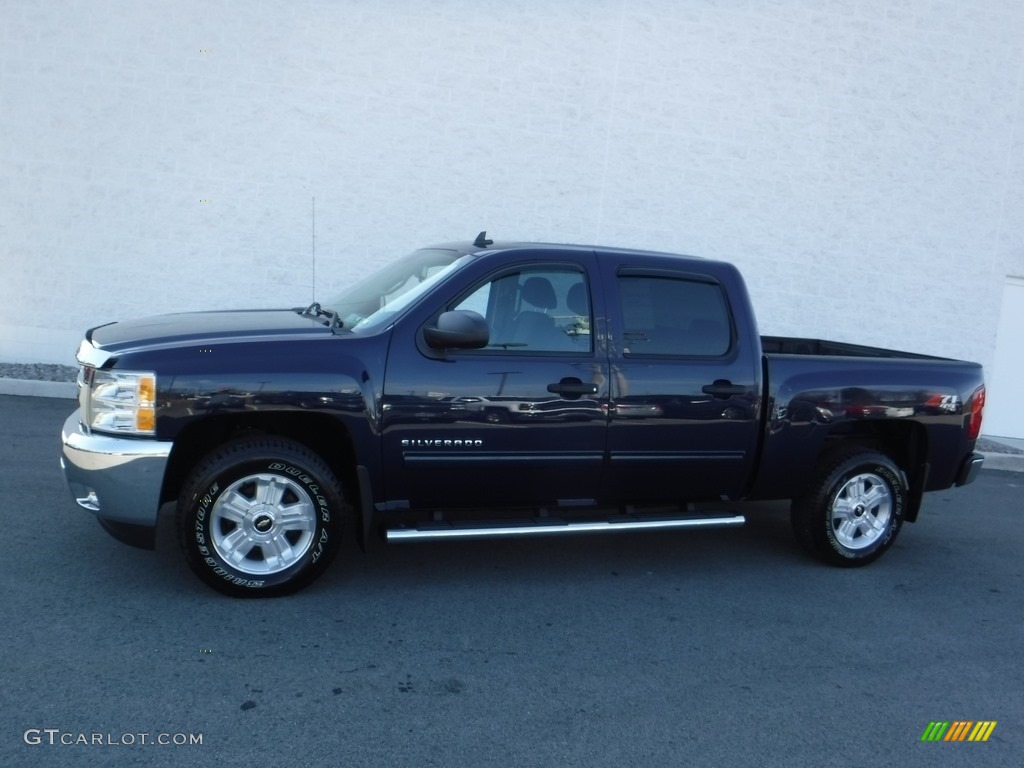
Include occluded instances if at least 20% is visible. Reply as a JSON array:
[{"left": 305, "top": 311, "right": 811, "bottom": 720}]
[
  {"left": 566, "top": 282, "right": 589, "bottom": 315},
  {"left": 521, "top": 276, "right": 556, "bottom": 310}
]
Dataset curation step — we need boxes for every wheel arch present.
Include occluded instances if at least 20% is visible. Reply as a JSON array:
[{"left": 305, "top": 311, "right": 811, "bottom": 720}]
[
  {"left": 817, "top": 421, "right": 927, "bottom": 521},
  {"left": 160, "top": 412, "right": 360, "bottom": 511}
]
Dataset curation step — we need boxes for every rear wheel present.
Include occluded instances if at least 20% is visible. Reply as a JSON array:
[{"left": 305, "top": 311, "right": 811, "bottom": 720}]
[
  {"left": 791, "top": 448, "right": 907, "bottom": 567},
  {"left": 176, "top": 437, "right": 348, "bottom": 597}
]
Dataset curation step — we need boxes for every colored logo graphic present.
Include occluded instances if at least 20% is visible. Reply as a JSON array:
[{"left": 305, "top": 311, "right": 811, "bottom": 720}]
[{"left": 921, "top": 721, "right": 997, "bottom": 742}]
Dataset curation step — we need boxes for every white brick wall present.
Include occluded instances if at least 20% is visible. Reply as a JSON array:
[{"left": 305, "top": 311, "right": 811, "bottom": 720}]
[{"left": 1, "top": 0, "right": 1022, "bottom": 385}]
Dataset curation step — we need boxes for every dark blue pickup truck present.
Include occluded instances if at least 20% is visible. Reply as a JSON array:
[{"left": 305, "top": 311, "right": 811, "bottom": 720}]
[{"left": 61, "top": 236, "right": 987, "bottom": 596}]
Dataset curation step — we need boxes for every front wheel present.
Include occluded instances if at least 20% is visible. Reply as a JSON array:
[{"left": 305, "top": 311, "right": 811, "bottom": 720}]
[
  {"left": 176, "top": 437, "right": 348, "bottom": 597},
  {"left": 791, "top": 448, "right": 907, "bottom": 567}
]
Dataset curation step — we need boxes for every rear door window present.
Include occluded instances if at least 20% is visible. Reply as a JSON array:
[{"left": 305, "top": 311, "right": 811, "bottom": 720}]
[{"left": 617, "top": 274, "right": 731, "bottom": 357}]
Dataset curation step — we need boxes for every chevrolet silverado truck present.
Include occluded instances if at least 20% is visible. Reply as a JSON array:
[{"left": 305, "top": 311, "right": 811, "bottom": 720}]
[{"left": 61, "top": 235, "right": 987, "bottom": 596}]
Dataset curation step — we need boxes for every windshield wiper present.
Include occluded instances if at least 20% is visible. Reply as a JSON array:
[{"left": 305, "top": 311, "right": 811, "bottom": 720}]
[{"left": 295, "top": 302, "right": 343, "bottom": 330}]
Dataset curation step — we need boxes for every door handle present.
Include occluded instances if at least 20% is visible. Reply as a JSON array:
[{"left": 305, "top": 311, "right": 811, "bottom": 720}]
[
  {"left": 702, "top": 380, "right": 746, "bottom": 399},
  {"left": 547, "top": 377, "right": 599, "bottom": 399}
]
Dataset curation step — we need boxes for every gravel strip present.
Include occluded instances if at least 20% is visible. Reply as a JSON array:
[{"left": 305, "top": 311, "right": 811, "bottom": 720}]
[
  {"left": 0, "top": 363, "right": 78, "bottom": 382},
  {"left": 976, "top": 437, "right": 1024, "bottom": 455}
]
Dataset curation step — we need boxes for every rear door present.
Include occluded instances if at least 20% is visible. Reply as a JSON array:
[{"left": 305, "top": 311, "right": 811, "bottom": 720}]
[
  {"left": 381, "top": 251, "right": 611, "bottom": 510},
  {"left": 601, "top": 258, "right": 761, "bottom": 502}
]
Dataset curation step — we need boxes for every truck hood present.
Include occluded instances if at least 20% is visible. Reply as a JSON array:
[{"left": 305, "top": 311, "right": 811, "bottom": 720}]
[{"left": 85, "top": 309, "right": 332, "bottom": 354}]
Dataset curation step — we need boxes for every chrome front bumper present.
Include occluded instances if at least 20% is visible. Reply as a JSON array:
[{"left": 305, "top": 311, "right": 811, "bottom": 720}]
[{"left": 60, "top": 410, "right": 171, "bottom": 528}]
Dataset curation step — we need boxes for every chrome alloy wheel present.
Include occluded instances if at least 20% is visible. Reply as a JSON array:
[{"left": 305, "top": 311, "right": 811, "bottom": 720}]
[
  {"left": 210, "top": 473, "right": 317, "bottom": 575},
  {"left": 830, "top": 472, "right": 893, "bottom": 550}
]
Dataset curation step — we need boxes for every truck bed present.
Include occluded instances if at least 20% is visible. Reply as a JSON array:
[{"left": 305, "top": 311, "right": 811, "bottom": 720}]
[
  {"left": 751, "top": 343, "right": 984, "bottom": 503},
  {"left": 760, "top": 335, "right": 942, "bottom": 360}
]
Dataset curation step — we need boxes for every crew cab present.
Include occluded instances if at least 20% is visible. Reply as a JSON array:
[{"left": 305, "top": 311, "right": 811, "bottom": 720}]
[{"left": 61, "top": 235, "right": 987, "bottom": 596}]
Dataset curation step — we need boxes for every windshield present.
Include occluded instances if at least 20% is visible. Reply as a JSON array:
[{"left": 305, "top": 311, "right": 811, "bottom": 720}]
[{"left": 322, "top": 248, "right": 474, "bottom": 333}]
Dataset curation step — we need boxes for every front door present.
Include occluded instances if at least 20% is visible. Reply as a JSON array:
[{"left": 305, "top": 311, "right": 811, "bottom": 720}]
[{"left": 381, "top": 253, "right": 610, "bottom": 510}]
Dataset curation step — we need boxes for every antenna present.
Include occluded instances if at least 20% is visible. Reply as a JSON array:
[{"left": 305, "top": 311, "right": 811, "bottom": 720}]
[
  {"left": 311, "top": 197, "right": 316, "bottom": 301},
  {"left": 473, "top": 231, "right": 493, "bottom": 248}
]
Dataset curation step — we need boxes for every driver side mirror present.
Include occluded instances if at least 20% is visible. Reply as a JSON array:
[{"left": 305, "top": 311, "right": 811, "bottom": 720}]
[{"left": 424, "top": 310, "right": 489, "bottom": 350}]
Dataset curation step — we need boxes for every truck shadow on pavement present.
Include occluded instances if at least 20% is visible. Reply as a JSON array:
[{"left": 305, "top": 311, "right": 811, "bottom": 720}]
[{"left": 144, "top": 498, "right": 806, "bottom": 598}]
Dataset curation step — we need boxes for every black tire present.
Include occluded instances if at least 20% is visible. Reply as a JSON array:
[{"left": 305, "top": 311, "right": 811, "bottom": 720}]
[
  {"left": 791, "top": 448, "right": 907, "bottom": 567},
  {"left": 176, "top": 437, "right": 348, "bottom": 597}
]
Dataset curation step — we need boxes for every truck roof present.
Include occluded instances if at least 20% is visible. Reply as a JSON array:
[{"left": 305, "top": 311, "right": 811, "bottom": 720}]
[{"left": 432, "top": 237, "right": 711, "bottom": 265}]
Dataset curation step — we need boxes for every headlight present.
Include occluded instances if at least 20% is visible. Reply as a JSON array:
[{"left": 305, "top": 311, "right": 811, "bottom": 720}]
[{"left": 79, "top": 367, "right": 157, "bottom": 435}]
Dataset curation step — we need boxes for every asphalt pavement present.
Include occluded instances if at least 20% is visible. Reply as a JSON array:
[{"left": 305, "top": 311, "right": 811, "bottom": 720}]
[{"left": 1, "top": 394, "right": 1021, "bottom": 767}]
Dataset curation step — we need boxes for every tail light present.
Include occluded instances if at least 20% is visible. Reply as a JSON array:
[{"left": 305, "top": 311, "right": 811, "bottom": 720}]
[{"left": 966, "top": 385, "right": 985, "bottom": 441}]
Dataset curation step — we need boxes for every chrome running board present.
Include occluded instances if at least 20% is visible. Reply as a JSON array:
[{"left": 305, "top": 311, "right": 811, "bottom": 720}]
[{"left": 386, "top": 513, "right": 745, "bottom": 542}]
